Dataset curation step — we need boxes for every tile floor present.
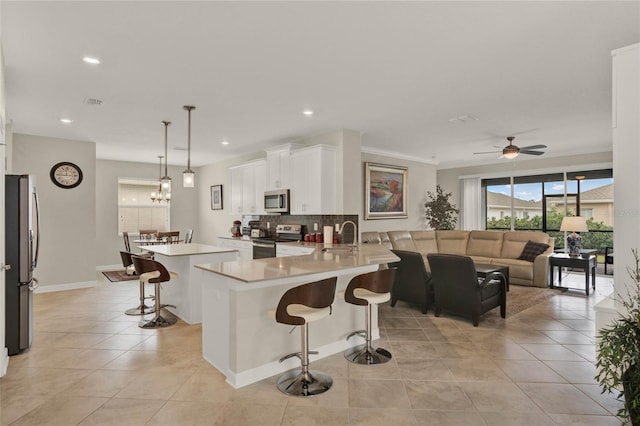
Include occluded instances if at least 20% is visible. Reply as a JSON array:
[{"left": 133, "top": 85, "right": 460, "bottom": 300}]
[{"left": 0, "top": 271, "right": 623, "bottom": 425}]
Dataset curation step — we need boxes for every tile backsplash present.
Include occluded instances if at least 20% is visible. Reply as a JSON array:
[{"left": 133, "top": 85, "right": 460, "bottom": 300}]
[{"left": 243, "top": 214, "right": 358, "bottom": 243}]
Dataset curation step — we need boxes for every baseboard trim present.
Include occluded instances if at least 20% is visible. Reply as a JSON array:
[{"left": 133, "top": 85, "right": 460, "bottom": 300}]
[{"left": 34, "top": 280, "right": 96, "bottom": 294}]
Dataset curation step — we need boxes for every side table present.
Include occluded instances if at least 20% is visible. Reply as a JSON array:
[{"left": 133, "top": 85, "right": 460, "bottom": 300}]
[
  {"left": 475, "top": 264, "right": 509, "bottom": 291},
  {"left": 548, "top": 253, "right": 596, "bottom": 295}
]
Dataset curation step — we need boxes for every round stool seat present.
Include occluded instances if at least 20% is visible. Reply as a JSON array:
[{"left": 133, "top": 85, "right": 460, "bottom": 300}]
[
  {"left": 140, "top": 271, "right": 178, "bottom": 282},
  {"left": 343, "top": 269, "right": 396, "bottom": 365},
  {"left": 131, "top": 255, "right": 179, "bottom": 329},
  {"left": 286, "top": 304, "right": 331, "bottom": 323},
  {"left": 352, "top": 288, "right": 390, "bottom": 305},
  {"left": 274, "top": 277, "right": 337, "bottom": 397}
]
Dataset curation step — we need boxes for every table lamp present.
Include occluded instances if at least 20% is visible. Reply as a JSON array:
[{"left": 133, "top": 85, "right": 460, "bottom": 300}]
[{"left": 560, "top": 216, "right": 588, "bottom": 257}]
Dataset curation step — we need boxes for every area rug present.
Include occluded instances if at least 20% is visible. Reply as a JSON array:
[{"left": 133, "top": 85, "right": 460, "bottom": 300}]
[
  {"left": 503, "top": 284, "right": 558, "bottom": 317},
  {"left": 102, "top": 270, "right": 138, "bottom": 282}
]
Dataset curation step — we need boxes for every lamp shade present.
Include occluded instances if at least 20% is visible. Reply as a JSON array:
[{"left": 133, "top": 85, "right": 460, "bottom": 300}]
[{"left": 560, "top": 216, "right": 588, "bottom": 232}]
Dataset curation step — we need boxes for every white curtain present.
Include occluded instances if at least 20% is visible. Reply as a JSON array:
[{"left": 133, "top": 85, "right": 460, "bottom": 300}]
[{"left": 461, "top": 177, "right": 482, "bottom": 230}]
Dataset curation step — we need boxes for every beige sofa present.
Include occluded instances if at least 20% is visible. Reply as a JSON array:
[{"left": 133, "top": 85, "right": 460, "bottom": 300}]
[{"left": 361, "top": 230, "right": 554, "bottom": 288}]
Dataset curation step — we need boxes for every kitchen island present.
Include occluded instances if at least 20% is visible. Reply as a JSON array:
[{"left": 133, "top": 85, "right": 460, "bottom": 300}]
[
  {"left": 139, "top": 243, "right": 238, "bottom": 324},
  {"left": 196, "top": 243, "right": 399, "bottom": 388}
]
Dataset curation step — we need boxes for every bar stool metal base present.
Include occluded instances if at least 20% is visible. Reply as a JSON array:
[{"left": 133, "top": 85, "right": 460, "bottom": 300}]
[
  {"left": 276, "top": 369, "right": 333, "bottom": 397},
  {"left": 344, "top": 344, "right": 392, "bottom": 365},
  {"left": 125, "top": 305, "right": 156, "bottom": 316},
  {"left": 138, "top": 310, "right": 177, "bottom": 328}
]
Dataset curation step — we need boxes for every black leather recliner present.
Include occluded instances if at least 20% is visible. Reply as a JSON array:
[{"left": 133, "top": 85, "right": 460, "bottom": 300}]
[
  {"left": 426, "top": 254, "right": 507, "bottom": 327},
  {"left": 389, "top": 250, "right": 433, "bottom": 314}
]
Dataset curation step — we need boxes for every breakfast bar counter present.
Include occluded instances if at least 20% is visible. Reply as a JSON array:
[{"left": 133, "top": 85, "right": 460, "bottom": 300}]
[
  {"left": 196, "top": 244, "right": 398, "bottom": 388},
  {"left": 139, "top": 243, "right": 238, "bottom": 324}
]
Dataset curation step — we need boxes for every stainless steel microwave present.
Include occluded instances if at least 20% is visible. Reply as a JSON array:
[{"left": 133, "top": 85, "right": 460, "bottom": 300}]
[{"left": 264, "top": 189, "right": 290, "bottom": 213}]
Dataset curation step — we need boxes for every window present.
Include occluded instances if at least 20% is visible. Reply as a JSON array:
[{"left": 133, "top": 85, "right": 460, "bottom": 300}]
[
  {"left": 482, "top": 169, "right": 613, "bottom": 252},
  {"left": 118, "top": 178, "right": 169, "bottom": 234}
]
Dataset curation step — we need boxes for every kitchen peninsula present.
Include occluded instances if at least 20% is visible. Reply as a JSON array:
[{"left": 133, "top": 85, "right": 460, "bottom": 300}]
[
  {"left": 139, "top": 243, "right": 239, "bottom": 324},
  {"left": 196, "top": 243, "right": 399, "bottom": 388}
]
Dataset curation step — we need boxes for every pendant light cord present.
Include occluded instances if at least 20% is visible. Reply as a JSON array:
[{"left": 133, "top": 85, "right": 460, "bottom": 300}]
[{"left": 183, "top": 106, "right": 195, "bottom": 172}]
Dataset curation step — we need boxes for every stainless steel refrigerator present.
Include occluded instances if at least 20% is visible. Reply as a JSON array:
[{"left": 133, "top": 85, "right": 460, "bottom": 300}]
[{"left": 5, "top": 174, "right": 40, "bottom": 355}]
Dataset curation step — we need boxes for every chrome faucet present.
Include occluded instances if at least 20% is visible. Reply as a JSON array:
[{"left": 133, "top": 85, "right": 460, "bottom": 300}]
[{"left": 338, "top": 220, "right": 358, "bottom": 252}]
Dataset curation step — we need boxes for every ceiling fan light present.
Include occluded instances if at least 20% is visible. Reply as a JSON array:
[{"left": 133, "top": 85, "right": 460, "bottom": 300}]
[{"left": 503, "top": 146, "right": 519, "bottom": 159}]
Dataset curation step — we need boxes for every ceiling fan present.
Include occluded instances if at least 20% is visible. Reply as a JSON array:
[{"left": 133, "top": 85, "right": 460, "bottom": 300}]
[{"left": 474, "top": 136, "right": 547, "bottom": 159}]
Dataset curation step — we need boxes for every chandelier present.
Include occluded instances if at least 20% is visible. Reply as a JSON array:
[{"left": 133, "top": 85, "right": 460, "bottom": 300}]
[
  {"left": 183, "top": 105, "right": 196, "bottom": 188},
  {"left": 150, "top": 155, "right": 171, "bottom": 203}
]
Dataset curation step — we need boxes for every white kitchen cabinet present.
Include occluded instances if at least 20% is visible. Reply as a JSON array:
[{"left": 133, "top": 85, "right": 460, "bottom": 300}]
[
  {"left": 265, "top": 144, "right": 299, "bottom": 190},
  {"left": 217, "top": 237, "right": 253, "bottom": 260},
  {"left": 290, "top": 145, "right": 337, "bottom": 214},
  {"left": 229, "top": 159, "right": 266, "bottom": 215}
]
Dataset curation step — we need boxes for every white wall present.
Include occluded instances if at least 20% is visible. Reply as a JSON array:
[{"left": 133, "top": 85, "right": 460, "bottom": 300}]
[
  {"left": 96, "top": 159, "right": 198, "bottom": 267},
  {"left": 360, "top": 152, "right": 437, "bottom": 233},
  {"left": 12, "top": 134, "right": 96, "bottom": 290}
]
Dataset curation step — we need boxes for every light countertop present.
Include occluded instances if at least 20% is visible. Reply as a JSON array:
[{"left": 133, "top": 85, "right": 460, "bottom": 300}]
[
  {"left": 195, "top": 244, "right": 398, "bottom": 283},
  {"left": 138, "top": 243, "right": 238, "bottom": 257}
]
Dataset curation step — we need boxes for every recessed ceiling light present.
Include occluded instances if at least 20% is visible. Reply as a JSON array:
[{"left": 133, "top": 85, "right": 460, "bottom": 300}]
[
  {"left": 221, "top": 140, "right": 230, "bottom": 146},
  {"left": 59, "top": 118, "right": 73, "bottom": 124},
  {"left": 82, "top": 56, "right": 101, "bottom": 65},
  {"left": 302, "top": 109, "right": 314, "bottom": 116}
]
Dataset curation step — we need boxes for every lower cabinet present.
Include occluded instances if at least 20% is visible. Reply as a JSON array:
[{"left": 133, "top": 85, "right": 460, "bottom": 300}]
[{"left": 217, "top": 237, "right": 252, "bottom": 260}]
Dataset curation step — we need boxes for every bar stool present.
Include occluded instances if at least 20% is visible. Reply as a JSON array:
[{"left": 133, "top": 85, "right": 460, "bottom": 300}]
[
  {"left": 131, "top": 255, "right": 178, "bottom": 328},
  {"left": 123, "top": 251, "right": 156, "bottom": 316},
  {"left": 343, "top": 268, "right": 396, "bottom": 365},
  {"left": 274, "top": 277, "right": 337, "bottom": 397}
]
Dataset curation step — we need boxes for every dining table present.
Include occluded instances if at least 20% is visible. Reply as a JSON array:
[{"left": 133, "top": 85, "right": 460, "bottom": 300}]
[{"left": 133, "top": 237, "right": 183, "bottom": 245}]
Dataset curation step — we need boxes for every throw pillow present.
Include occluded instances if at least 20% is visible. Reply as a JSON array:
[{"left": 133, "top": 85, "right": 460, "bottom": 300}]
[{"left": 518, "top": 240, "right": 550, "bottom": 262}]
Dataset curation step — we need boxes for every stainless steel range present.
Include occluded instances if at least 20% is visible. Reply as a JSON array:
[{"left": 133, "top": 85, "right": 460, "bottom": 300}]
[{"left": 252, "top": 224, "right": 303, "bottom": 259}]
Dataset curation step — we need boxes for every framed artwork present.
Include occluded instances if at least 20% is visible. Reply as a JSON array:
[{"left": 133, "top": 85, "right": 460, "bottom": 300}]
[
  {"left": 211, "top": 185, "right": 223, "bottom": 210},
  {"left": 364, "top": 162, "right": 408, "bottom": 220}
]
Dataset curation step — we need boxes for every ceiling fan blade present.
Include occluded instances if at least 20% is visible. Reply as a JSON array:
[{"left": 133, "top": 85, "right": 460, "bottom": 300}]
[
  {"left": 520, "top": 150, "right": 545, "bottom": 156},
  {"left": 520, "top": 144, "right": 547, "bottom": 150},
  {"left": 473, "top": 150, "right": 501, "bottom": 154}
]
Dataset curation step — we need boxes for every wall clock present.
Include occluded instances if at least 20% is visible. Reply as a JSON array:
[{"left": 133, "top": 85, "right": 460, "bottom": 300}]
[{"left": 50, "top": 161, "right": 83, "bottom": 189}]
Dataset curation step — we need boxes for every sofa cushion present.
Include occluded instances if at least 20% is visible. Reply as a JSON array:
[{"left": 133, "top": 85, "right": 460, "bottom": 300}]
[
  {"left": 435, "top": 231, "right": 470, "bottom": 255},
  {"left": 361, "top": 231, "right": 393, "bottom": 249},
  {"left": 388, "top": 231, "right": 418, "bottom": 252},
  {"left": 500, "top": 231, "right": 550, "bottom": 259},
  {"left": 466, "top": 231, "right": 504, "bottom": 258},
  {"left": 410, "top": 231, "right": 438, "bottom": 256},
  {"left": 518, "top": 240, "right": 550, "bottom": 262}
]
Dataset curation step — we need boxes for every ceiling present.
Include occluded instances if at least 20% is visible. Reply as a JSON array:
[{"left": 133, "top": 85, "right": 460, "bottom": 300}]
[{"left": 2, "top": 1, "right": 639, "bottom": 169}]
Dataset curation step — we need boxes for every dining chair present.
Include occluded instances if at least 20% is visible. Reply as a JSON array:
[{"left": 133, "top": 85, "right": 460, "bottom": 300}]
[
  {"left": 123, "top": 231, "right": 132, "bottom": 252},
  {"left": 184, "top": 229, "right": 193, "bottom": 244},
  {"left": 139, "top": 229, "right": 158, "bottom": 240},
  {"left": 157, "top": 231, "right": 180, "bottom": 244}
]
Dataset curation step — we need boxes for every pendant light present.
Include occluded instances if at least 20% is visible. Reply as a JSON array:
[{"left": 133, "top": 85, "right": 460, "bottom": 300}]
[
  {"left": 151, "top": 155, "right": 169, "bottom": 203},
  {"left": 160, "top": 120, "right": 172, "bottom": 194},
  {"left": 183, "top": 105, "right": 196, "bottom": 188}
]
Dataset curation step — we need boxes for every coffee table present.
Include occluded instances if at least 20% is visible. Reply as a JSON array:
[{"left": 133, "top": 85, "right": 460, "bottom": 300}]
[
  {"left": 475, "top": 264, "right": 509, "bottom": 291},
  {"left": 549, "top": 253, "right": 596, "bottom": 295}
]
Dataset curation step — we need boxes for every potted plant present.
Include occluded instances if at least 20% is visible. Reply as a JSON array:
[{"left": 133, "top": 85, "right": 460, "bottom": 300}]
[
  {"left": 596, "top": 248, "right": 640, "bottom": 425},
  {"left": 424, "top": 184, "right": 459, "bottom": 230}
]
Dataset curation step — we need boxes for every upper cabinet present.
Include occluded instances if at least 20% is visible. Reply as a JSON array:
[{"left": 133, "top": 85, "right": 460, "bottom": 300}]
[
  {"left": 265, "top": 144, "right": 299, "bottom": 190},
  {"left": 290, "top": 145, "right": 337, "bottom": 215},
  {"left": 229, "top": 159, "right": 266, "bottom": 215}
]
